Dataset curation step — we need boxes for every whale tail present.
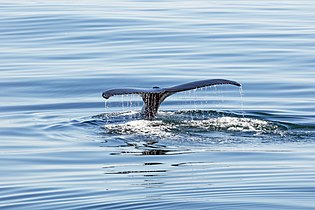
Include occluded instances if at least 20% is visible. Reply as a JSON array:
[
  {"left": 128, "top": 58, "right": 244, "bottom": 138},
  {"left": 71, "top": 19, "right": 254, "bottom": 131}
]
[{"left": 102, "top": 79, "right": 241, "bottom": 119}]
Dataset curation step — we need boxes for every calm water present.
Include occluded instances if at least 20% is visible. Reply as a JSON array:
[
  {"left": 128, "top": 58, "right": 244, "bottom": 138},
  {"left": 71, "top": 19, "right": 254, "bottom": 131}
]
[{"left": 1, "top": 1, "right": 315, "bottom": 209}]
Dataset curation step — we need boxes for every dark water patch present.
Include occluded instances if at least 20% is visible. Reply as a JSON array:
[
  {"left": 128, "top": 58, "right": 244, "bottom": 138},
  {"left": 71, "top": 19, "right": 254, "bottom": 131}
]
[{"left": 110, "top": 149, "right": 191, "bottom": 156}]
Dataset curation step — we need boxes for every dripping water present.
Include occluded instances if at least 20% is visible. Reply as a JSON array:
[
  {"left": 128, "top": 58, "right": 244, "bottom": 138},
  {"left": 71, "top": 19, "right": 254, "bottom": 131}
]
[
  {"left": 121, "top": 95, "right": 125, "bottom": 112},
  {"left": 104, "top": 100, "right": 110, "bottom": 123},
  {"left": 193, "top": 88, "right": 197, "bottom": 111},
  {"left": 239, "top": 85, "right": 245, "bottom": 118},
  {"left": 128, "top": 94, "right": 134, "bottom": 120},
  {"left": 102, "top": 84, "right": 244, "bottom": 122},
  {"left": 200, "top": 87, "right": 205, "bottom": 119},
  {"left": 188, "top": 90, "right": 193, "bottom": 120}
]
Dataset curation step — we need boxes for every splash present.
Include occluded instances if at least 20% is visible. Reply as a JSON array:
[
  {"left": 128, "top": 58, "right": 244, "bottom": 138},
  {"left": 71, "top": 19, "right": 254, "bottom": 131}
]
[
  {"left": 104, "top": 119, "right": 177, "bottom": 138},
  {"left": 184, "top": 117, "right": 279, "bottom": 134},
  {"left": 103, "top": 111, "right": 282, "bottom": 139}
]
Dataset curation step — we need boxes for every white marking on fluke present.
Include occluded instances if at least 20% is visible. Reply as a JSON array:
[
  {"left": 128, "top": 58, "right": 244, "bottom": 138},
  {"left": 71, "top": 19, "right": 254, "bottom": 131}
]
[{"left": 102, "top": 79, "right": 241, "bottom": 120}]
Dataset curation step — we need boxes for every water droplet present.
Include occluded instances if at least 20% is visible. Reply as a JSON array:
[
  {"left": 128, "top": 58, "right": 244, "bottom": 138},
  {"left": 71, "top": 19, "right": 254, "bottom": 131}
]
[{"left": 239, "top": 86, "right": 245, "bottom": 118}]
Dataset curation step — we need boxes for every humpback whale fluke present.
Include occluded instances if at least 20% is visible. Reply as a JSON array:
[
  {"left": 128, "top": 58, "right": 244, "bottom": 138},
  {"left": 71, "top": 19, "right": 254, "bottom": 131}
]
[{"left": 102, "top": 79, "right": 241, "bottom": 120}]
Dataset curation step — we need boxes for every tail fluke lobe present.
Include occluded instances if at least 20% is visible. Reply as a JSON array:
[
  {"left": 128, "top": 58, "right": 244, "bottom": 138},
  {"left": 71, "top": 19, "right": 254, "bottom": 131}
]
[
  {"left": 102, "top": 88, "right": 165, "bottom": 99},
  {"left": 165, "top": 79, "right": 241, "bottom": 94}
]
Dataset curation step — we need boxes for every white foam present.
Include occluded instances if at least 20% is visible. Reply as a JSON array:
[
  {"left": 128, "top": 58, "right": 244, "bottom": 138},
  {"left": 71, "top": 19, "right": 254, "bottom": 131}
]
[
  {"left": 104, "top": 116, "right": 280, "bottom": 138},
  {"left": 186, "top": 117, "right": 278, "bottom": 133},
  {"left": 104, "top": 120, "right": 177, "bottom": 138}
]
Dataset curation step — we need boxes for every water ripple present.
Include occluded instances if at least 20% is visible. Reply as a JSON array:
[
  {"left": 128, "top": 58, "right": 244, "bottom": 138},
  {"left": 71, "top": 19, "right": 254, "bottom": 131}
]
[{"left": 1, "top": 1, "right": 315, "bottom": 209}]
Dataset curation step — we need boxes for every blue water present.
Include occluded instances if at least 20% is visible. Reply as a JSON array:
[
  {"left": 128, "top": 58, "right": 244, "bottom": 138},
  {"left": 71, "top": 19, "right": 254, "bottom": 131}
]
[{"left": 1, "top": 1, "right": 315, "bottom": 209}]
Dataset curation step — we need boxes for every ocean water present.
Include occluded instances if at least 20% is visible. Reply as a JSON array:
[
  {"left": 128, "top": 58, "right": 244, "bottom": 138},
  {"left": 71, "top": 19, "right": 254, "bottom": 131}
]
[{"left": 1, "top": 1, "right": 315, "bottom": 209}]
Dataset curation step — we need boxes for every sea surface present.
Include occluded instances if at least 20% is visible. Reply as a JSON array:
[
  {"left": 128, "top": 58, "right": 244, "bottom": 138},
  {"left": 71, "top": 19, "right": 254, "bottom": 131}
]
[{"left": 1, "top": 1, "right": 315, "bottom": 209}]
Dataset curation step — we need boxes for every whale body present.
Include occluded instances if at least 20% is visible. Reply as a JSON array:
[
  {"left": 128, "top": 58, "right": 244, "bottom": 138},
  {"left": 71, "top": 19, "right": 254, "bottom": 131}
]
[{"left": 102, "top": 79, "right": 241, "bottom": 119}]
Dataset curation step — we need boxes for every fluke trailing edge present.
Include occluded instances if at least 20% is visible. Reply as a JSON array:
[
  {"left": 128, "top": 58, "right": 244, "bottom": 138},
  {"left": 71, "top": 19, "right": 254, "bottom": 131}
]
[{"left": 102, "top": 79, "right": 241, "bottom": 120}]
